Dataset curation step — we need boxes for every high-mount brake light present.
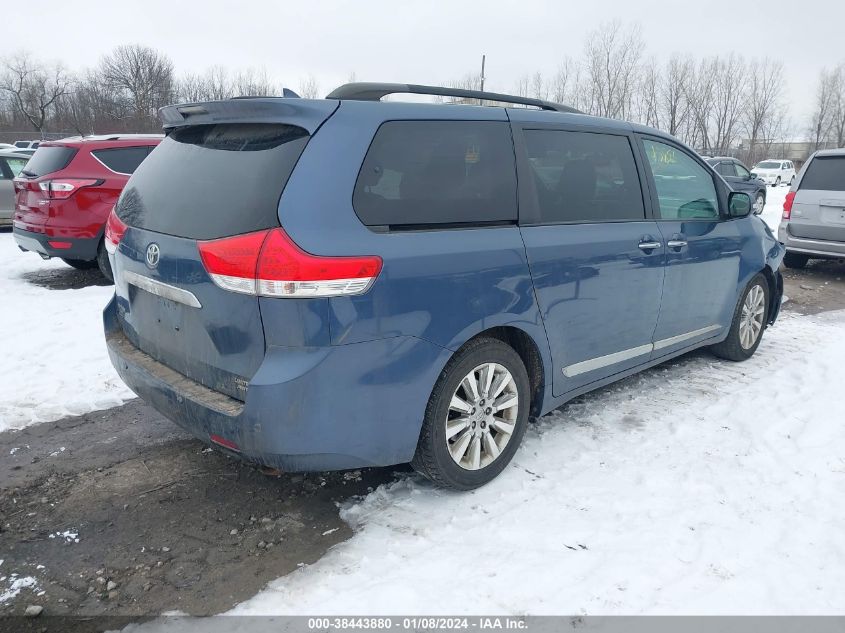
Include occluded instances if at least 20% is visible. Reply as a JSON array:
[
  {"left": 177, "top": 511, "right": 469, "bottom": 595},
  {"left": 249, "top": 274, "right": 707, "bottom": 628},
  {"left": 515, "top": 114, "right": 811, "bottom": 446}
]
[
  {"left": 197, "top": 228, "right": 383, "bottom": 298},
  {"left": 104, "top": 207, "right": 128, "bottom": 255}
]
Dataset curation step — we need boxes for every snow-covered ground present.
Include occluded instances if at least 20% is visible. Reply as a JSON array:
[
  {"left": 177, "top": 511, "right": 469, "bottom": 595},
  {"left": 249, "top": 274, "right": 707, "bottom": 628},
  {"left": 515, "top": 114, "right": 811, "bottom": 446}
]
[
  {"left": 759, "top": 183, "right": 788, "bottom": 233},
  {"left": 0, "top": 234, "right": 133, "bottom": 432}
]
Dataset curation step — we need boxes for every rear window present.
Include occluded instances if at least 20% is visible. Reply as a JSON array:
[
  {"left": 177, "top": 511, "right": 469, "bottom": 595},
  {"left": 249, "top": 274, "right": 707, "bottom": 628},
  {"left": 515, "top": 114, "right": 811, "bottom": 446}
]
[
  {"left": 20, "top": 146, "right": 77, "bottom": 177},
  {"left": 353, "top": 121, "right": 517, "bottom": 228},
  {"left": 756, "top": 161, "right": 780, "bottom": 169},
  {"left": 92, "top": 146, "right": 151, "bottom": 174},
  {"left": 799, "top": 157, "right": 845, "bottom": 191},
  {"left": 116, "top": 123, "right": 309, "bottom": 240}
]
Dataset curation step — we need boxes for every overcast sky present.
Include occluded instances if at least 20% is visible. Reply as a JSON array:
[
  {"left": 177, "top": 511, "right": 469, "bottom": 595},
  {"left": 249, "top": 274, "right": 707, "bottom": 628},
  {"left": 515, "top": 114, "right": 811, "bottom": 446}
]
[{"left": 5, "top": 0, "right": 842, "bottom": 132}]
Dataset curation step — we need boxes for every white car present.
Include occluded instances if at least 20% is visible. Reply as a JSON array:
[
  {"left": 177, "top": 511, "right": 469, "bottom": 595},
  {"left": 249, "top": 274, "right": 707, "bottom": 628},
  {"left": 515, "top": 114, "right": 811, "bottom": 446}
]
[{"left": 751, "top": 159, "right": 796, "bottom": 187}]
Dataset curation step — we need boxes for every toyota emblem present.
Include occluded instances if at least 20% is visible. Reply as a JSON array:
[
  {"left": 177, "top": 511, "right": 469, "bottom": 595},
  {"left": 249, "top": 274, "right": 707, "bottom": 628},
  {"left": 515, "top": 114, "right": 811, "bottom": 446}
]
[{"left": 145, "top": 243, "right": 160, "bottom": 269}]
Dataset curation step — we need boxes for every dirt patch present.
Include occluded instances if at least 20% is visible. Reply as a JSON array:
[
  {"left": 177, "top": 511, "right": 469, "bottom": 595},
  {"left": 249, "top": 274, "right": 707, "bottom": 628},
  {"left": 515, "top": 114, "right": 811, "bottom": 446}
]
[
  {"left": 781, "top": 259, "right": 845, "bottom": 315},
  {"left": 0, "top": 401, "right": 400, "bottom": 619},
  {"left": 19, "top": 264, "right": 111, "bottom": 290}
]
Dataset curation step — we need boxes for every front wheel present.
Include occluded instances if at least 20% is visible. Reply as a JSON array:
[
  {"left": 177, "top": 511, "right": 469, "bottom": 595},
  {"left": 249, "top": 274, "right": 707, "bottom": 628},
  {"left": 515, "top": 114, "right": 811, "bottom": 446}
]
[
  {"left": 411, "top": 338, "right": 530, "bottom": 490},
  {"left": 774, "top": 176, "right": 781, "bottom": 187},
  {"left": 710, "top": 273, "right": 769, "bottom": 362},
  {"left": 783, "top": 252, "right": 809, "bottom": 269},
  {"left": 753, "top": 192, "right": 765, "bottom": 215}
]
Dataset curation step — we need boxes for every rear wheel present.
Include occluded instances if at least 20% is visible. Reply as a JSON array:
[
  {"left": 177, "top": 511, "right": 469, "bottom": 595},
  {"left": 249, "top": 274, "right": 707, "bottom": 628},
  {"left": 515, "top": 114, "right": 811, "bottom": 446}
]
[
  {"left": 411, "top": 337, "right": 530, "bottom": 490},
  {"left": 774, "top": 176, "right": 781, "bottom": 187},
  {"left": 783, "top": 252, "right": 809, "bottom": 269},
  {"left": 710, "top": 273, "right": 769, "bottom": 362},
  {"left": 96, "top": 239, "right": 114, "bottom": 282},
  {"left": 61, "top": 258, "right": 97, "bottom": 270}
]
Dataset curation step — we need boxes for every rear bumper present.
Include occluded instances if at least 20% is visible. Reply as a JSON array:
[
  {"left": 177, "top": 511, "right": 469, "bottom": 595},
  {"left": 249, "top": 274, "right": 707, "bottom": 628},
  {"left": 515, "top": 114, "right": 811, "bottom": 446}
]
[
  {"left": 13, "top": 226, "right": 99, "bottom": 260},
  {"left": 104, "top": 297, "right": 449, "bottom": 472},
  {"left": 778, "top": 225, "right": 845, "bottom": 258}
]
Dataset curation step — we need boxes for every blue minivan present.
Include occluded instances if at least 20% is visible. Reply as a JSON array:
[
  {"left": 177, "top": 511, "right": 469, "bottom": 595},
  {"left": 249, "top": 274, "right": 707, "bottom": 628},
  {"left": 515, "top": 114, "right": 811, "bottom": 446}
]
[{"left": 104, "top": 83, "right": 784, "bottom": 489}]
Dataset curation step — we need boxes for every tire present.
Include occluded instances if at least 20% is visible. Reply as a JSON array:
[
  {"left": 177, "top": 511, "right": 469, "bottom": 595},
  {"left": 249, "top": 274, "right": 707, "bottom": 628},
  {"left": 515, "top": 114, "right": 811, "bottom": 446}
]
[
  {"left": 783, "top": 252, "right": 809, "bottom": 269},
  {"left": 61, "top": 258, "right": 97, "bottom": 270},
  {"left": 789, "top": 176, "right": 795, "bottom": 186},
  {"left": 774, "top": 176, "right": 781, "bottom": 187},
  {"left": 753, "top": 192, "right": 765, "bottom": 215},
  {"left": 411, "top": 337, "right": 531, "bottom": 490},
  {"left": 710, "top": 273, "right": 769, "bottom": 362},
  {"left": 96, "top": 239, "right": 114, "bottom": 282}
]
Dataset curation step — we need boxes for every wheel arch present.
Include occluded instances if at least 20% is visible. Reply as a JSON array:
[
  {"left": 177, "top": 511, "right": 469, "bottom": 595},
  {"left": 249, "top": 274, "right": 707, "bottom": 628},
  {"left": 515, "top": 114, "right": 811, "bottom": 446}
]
[
  {"left": 759, "top": 264, "right": 782, "bottom": 325},
  {"left": 461, "top": 325, "right": 548, "bottom": 419}
]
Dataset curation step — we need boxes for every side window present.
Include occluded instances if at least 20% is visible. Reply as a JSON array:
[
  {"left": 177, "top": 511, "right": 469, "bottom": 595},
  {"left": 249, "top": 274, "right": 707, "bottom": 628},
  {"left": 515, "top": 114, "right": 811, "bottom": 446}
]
[
  {"left": 91, "top": 146, "right": 151, "bottom": 175},
  {"left": 353, "top": 121, "right": 516, "bottom": 227},
  {"left": 522, "top": 130, "right": 645, "bottom": 223},
  {"left": 735, "top": 163, "right": 751, "bottom": 179},
  {"left": 716, "top": 162, "right": 735, "bottom": 178},
  {"left": 0, "top": 159, "right": 10, "bottom": 179},
  {"left": 642, "top": 139, "right": 719, "bottom": 220}
]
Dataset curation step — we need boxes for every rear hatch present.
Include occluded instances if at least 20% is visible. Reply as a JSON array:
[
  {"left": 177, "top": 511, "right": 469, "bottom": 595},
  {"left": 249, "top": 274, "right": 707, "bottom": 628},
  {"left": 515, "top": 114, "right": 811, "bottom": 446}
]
[
  {"left": 112, "top": 99, "right": 338, "bottom": 400},
  {"left": 13, "top": 145, "right": 78, "bottom": 229},
  {"left": 789, "top": 155, "right": 845, "bottom": 242}
]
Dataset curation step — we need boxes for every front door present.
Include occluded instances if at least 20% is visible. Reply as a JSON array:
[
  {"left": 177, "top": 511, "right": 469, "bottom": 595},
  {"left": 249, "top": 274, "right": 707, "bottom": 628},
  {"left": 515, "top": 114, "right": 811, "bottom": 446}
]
[
  {"left": 639, "top": 137, "right": 743, "bottom": 356},
  {"left": 516, "top": 127, "right": 664, "bottom": 396}
]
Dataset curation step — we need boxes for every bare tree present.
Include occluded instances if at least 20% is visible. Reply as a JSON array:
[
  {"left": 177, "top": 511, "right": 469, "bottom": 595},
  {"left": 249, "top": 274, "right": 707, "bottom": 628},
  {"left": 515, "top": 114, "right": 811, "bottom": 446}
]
[
  {"left": 584, "top": 21, "right": 644, "bottom": 119},
  {"left": 829, "top": 63, "right": 845, "bottom": 148},
  {"left": 710, "top": 55, "right": 747, "bottom": 153},
  {"left": 662, "top": 54, "right": 693, "bottom": 137},
  {"left": 234, "top": 67, "right": 276, "bottom": 97},
  {"left": 742, "top": 59, "right": 784, "bottom": 164},
  {"left": 551, "top": 57, "right": 584, "bottom": 110},
  {"left": 99, "top": 45, "right": 174, "bottom": 128},
  {"left": 298, "top": 74, "right": 321, "bottom": 99},
  {"left": 636, "top": 56, "right": 661, "bottom": 129},
  {"left": 809, "top": 67, "right": 837, "bottom": 150},
  {"left": 0, "top": 52, "right": 71, "bottom": 136}
]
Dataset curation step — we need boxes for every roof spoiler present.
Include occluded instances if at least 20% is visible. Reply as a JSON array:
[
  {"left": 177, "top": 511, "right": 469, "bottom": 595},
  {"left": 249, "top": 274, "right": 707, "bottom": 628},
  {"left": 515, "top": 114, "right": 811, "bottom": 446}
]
[{"left": 158, "top": 98, "right": 338, "bottom": 135}]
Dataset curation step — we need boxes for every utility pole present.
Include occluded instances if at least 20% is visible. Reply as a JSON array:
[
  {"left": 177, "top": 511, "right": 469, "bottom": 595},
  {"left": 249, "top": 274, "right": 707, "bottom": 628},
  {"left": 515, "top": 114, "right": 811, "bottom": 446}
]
[{"left": 480, "top": 54, "right": 486, "bottom": 92}]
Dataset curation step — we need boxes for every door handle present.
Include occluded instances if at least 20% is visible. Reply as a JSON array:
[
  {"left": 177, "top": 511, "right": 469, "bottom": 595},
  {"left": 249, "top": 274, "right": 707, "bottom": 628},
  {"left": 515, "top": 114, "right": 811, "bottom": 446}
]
[
  {"left": 638, "top": 241, "right": 662, "bottom": 252},
  {"left": 667, "top": 240, "right": 688, "bottom": 250}
]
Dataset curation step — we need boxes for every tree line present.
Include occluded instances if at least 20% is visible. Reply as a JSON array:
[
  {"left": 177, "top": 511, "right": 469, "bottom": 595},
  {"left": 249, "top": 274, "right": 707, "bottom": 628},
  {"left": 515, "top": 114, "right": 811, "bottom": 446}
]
[{"left": 2, "top": 24, "right": 844, "bottom": 164}]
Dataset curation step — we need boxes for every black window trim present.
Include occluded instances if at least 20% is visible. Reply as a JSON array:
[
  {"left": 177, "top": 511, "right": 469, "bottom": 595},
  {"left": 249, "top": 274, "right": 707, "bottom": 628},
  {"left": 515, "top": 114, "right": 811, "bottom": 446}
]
[
  {"left": 351, "top": 118, "right": 520, "bottom": 232},
  {"left": 512, "top": 122, "right": 652, "bottom": 227},
  {"left": 90, "top": 145, "right": 154, "bottom": 176},
  {"left": 633, "top": 133, "right": 730, "bottom": 223}
]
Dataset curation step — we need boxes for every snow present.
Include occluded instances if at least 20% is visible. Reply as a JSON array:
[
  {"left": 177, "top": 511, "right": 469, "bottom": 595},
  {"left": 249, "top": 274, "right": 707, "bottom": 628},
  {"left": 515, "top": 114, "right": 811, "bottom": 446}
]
[
  {"left": 0, "top": 233, "right": 134, "bottom": 432},
  {"left": 222, "top": 309, "right": 845, "bottom": 616},
  {"left": 759, "top": 183, "right": 788, "bottom": 233},
  {"left": 0, "top": 575, "right": 38, "bottom": 604}
]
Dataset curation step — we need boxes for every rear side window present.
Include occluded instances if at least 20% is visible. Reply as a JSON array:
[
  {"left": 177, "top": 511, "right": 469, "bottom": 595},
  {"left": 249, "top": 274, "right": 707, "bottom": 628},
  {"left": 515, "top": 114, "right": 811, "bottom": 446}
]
[
  {"left": 92, "top": 146, "right": 151, "bottom": 174},
  {"left": 116, "top": 123, "right": 309, "bottom": 240},
  {"left": 20, "top": 146, "right": 77, "bottom": 178},
  {"left": 799, "top": 157, "right": 845, "bottom": 191},
  {"left": 716, "top": 162, "right": 736, "bottom": 178},
  {"left": 353, "top": 121, "right": 517, "bottom": 228},
  {"left": 0, "top": 157, "right": 27, "bottom": 178},
  {"left": 523, "top": 130, "right": 645, "bottom": 223}
]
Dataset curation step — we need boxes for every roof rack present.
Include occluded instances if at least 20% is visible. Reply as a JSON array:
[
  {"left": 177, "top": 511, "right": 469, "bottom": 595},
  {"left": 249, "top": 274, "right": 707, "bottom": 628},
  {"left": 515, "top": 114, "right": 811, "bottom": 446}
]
[{"left": 325, "top": 82, "right": 582, "bottom": 114}]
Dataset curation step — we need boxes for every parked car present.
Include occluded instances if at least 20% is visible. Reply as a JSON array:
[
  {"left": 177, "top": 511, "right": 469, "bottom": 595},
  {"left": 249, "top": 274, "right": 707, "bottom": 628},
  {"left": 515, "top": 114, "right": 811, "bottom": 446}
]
[
  {"left": 0, "top": 152, "right": 30, "bottom": 228},
  {"left": 4, "top": 148, "right": 36, "bottom": 157},
  {"left": 751, "top": 159, "right": 796, "bottom": 187},
  {"left": 705, "top": 156, "right": 767, "bottom": 214},
  {"left": 103, "top": 83, "right": 784, "bottom": 490},
  {"left": 0, "top": 143, "right": 17, "bottom": 151},
  {"left": 13, "top": 140, "right": 41, "bottom": 150},
  {"left": 778, "top": 148, "right": 845, "bottom": 268},
  {"left": 13, "top": 134, "right": 161, "bottom": 279}
]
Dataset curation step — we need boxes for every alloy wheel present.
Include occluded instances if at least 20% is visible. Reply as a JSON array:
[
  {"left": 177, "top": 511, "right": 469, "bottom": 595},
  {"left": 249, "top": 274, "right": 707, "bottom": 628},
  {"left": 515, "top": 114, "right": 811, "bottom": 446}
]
[
  {"left": 445, "top": 363, "right": 519, "bottom": 470},
  {"left": 740, "top": 284, "right": 765, "bottom": 349}
]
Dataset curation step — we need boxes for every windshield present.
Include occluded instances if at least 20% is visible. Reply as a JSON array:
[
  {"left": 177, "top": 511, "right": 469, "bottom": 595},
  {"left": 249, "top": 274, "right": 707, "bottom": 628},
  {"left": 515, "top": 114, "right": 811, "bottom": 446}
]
[{"left": 756, "top": 161, "right": 781, "bottom": 169}]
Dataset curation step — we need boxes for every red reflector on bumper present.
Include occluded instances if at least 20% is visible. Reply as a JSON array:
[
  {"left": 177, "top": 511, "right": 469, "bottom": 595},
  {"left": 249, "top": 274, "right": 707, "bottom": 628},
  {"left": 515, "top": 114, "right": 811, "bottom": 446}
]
[
  {"left": 210, "top": 434, "right": 240, "bottom": 452},
  {"left": 48, "top": 240, "right": 73, "bottom": 249}
]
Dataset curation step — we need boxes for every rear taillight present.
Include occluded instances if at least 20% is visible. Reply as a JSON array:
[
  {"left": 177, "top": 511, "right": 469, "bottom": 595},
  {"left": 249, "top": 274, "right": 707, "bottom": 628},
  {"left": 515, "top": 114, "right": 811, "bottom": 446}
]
[
  {"left": 782, "top": 191, "right": 796, "bottom": 220},
  {"left": 104, "top": 207, "right": 128, "bottom": 255},
  {"left": 198, "top": 228, "right": 383, "bottom": 298},
  {"left": 38, "top": 179, "right": 100, "bottom": 200}
]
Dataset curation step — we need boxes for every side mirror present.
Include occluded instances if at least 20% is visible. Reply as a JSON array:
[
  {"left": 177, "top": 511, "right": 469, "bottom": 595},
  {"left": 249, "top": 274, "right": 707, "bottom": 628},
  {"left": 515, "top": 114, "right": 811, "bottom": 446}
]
[{"left": 728, "top": 191, "right": 752, "bottom": 218}]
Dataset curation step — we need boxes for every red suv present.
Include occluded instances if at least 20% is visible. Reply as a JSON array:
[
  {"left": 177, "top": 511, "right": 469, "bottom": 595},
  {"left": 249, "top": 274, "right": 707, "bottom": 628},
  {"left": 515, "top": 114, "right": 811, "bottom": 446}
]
[{"left": 13, "top": 134, "right": 161, "bottom": 280}]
